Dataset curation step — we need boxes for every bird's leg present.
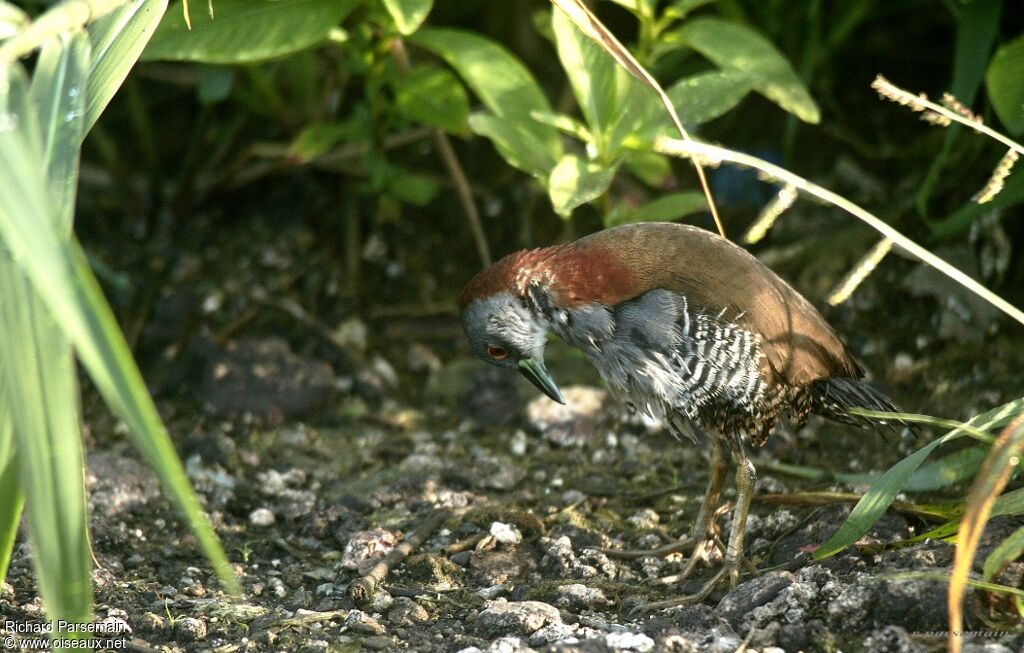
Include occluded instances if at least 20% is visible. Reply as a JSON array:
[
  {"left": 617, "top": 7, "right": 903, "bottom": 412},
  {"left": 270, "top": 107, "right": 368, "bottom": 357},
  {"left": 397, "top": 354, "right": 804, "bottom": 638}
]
[
  {"left": 633, "top": 433, "right": 756, "bottom": 612},
  {"left": 600, "top": 436, "right": 728, "bottom": 560}
]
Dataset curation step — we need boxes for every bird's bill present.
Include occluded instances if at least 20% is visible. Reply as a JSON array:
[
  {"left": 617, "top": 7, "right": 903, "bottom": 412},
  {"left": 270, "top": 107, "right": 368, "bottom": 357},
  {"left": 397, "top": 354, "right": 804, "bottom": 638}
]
[{"left": 517, "top": 358, "right": 565, "bottom": 405}]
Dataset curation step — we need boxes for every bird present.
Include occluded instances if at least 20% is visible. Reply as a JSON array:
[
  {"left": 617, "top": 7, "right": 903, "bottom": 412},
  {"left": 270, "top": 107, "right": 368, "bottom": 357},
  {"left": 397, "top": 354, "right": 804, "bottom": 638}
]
[{"left": 459, "top": 222, "right": 904, "bottom": 609}]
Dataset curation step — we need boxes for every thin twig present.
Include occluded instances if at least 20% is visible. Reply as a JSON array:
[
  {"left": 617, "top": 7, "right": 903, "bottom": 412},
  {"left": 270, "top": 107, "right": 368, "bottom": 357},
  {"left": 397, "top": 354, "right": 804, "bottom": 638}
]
[
  {"left": 348, "top": 509, "right": 450, "bottom": 603},
  {"left": 550, "top": 0, "right": 726, "bottom": 239},
  {"left": 390, "top": 38, "right": 492, "bottom": 267},
  {"left": 653, "top": 136, "right": 1024, "bottom": 327}
]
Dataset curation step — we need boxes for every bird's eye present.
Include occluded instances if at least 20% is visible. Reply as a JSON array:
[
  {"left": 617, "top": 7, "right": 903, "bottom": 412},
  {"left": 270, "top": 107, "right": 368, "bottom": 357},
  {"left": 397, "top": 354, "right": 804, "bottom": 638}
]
[{"left": 487, "top": 345, "right": 508, "bottom": 360}]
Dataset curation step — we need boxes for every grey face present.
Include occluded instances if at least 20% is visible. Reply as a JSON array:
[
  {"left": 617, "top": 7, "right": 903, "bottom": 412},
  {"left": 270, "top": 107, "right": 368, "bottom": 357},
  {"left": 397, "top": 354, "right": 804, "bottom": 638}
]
[{"left": 461, "top": 292, "right": 564, "bottom": 404}]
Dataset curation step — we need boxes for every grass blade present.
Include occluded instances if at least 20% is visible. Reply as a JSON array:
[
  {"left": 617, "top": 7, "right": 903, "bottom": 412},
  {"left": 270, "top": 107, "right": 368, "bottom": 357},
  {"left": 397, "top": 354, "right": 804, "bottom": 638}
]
[
  {"left": 0, "top": 36, "right": 93, "bottom": 634},
  {"left": 0, "top": 404, "right": 23, "bottom": 585},
  {"left": 813, "top": 397, "right": 1024, "bottom": 559},
  {"left": 0, "top": 57, "right": 240, "bottom": 600},
  {"left": 948, "top": 414, "right": 1024, "bottom": 653}
]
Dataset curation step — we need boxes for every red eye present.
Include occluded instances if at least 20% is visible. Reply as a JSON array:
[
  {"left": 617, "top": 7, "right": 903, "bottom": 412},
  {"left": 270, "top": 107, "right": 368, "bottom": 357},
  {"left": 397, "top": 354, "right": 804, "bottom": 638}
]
[{"left": 487, "top": 345, "right": 508, "bottom": 360}]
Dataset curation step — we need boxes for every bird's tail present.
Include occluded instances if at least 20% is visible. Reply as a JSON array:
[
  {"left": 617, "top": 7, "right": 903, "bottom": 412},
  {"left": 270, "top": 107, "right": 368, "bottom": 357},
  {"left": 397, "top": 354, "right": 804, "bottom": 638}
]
[{"left": 810, "top": 377, "right": 910, "bottom": 437}]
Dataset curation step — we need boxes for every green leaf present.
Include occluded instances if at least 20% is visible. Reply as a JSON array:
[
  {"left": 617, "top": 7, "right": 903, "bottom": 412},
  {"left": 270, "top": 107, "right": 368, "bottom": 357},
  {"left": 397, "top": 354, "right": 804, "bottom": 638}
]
[
  {"left": 553, "top": 7, "right": 645, "bottom": 157},
  {"left": 392, "top": 65, "right": 469, "bottom": 134},
  {"left": 619, "top": 191, "right": 707, "bottom": 225},
  {"left": 1, "top": 39, "right": 92, "bottom": 632},
  {"left": 412, "top": 27, "right": 562, "bottom": 172},
  {"left": 468, "top": 113, "right": 561, "bottom": 180},
  {"left": 608, "top": 0, "right": 657, "bottom": 20},
  {"left": 530, "top": 110, "right": 593, "bottom": 143},
  {"left": 903, "top": 446, "right": 987, "bottom": 492},
  {"left": 623, "top": 150, "right": 670, "bottom": 187},
  {"left": 287, "top": 121, "right": 356, "bottom": 163},
  {"left": 143, "top": 0, "right": 359, "bottom": 64},
  {"left": 815, "top": 397, "right": 1024, "bottom": 559},
  {"left": 986, "top": 33, "right": 1024, "bottom": 135},
  {"left": 984, "top": 524, "right": 1024, "bottom": 581},
  {"left": 1, "top": 58, "right": 240, "bottom": 604},
  {"left": 664, "top": 0, "right": 718, "bottom": 21},
  {"left": 0, "top": 402, "right": 22, "bottom": 585},
  {"left": 381, "top": 0, "right": 433, "bottom": 35},
  {"left": 667, "top": 69, "right": 753, "bottom": 125},
  {"left": 387, "top": 168, "right": 438, "bottom": 206},
  {"left": 669, "top": 17, "right": 819, "bottom": 123},
  {"left": 549, "top": 153, "right": 618, "bottom": 216},
  {"left": 86, "top": 0, "right": 169, "bottom": 133},
  {"left": 0, "top": 1, "right": 28, "bottom": 40}
]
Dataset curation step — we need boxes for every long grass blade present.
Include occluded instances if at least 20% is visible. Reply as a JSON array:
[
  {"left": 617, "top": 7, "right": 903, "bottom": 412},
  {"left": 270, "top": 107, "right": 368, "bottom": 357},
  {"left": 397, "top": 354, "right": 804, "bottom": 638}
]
[
  {"left": 0, "top": 57, "right": 239, "bottom": 599},
  {"left": 948, "top": 414, "right": 1024, "bottom": 653},
  {"left": 811, "top": 397, "right": 1024, "bottom": 559},
  {"left": 0, "top": 404, "right": 23, "bottom": 585},
  {"left": 0, "top": 36, "right": 93, "bottom": 632}
]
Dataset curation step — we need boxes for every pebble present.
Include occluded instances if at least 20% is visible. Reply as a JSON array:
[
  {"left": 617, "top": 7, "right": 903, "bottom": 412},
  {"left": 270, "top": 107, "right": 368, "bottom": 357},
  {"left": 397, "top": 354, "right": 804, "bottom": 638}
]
[
  {"left": 173, "top": 617, "right": 207, "bottom": 641},
  {"left": 387, "top": 597, "right": 430, "bottom": 625},
  {"left": 345, "top": 609, "right": 386, "bottom": 636},
  {"left": 605, "top": 632, "right": 655, "bottom": 652},
  {"left": 553, "top": 583, "right": 608, "bottom": 610},
  {"left": 475, "top": 600, "right": 562, "bottom": 637},
  {"left": 490, "top": 521, "right": 523, "bottom": 545},
  {"left": 341, "top": 529, "right": 398, "bottom": 570},
  {"left": 249, "top": 507, "right": 276, "bottom": 526}
]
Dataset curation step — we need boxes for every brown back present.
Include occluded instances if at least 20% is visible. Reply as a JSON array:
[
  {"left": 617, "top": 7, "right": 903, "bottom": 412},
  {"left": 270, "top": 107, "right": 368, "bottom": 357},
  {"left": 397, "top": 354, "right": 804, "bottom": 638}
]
[{"left": 573, "top": 223, "right": 861, "bottom": 386}]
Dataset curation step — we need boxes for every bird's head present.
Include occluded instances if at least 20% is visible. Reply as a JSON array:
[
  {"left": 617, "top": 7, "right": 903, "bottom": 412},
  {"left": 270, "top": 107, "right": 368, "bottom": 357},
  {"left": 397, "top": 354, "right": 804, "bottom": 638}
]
[{"left": 460, "top": 291, "right": 564, "bottom": 404}]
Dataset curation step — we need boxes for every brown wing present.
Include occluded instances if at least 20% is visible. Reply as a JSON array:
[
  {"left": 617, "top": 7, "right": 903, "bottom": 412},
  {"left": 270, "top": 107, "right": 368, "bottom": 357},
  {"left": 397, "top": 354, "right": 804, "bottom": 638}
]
[{"left": 574, "top": 223, "right": 861, "bottom": 387}]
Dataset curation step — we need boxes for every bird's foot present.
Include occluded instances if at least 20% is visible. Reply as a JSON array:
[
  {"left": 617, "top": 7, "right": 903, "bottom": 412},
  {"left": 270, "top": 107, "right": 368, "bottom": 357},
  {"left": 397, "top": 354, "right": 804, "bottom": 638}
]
[{"left": 629, "top": 559, "right": 740, "bottom": 615}]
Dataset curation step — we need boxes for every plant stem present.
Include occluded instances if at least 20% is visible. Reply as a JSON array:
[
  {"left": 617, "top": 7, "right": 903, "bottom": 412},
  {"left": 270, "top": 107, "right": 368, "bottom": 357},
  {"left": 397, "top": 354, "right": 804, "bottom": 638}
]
[{"left": 0, "top": 0, "right": 129, "bottom": 64}]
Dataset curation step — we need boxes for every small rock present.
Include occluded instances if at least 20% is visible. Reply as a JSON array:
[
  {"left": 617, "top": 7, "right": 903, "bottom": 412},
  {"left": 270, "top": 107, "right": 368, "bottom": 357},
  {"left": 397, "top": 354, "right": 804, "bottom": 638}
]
[
  {"left": 345, "top": 609, "right": 386, "bottom": 636},
  {"left": 717, "top": 571, "right": 794, "bottom": 623},
  {"left": 527, "top": 622, "right": 579, "bottom": 646},
  {"left": 627, "top": 509, "right": 660, "bottom": 529},
  {"left": 387, "top": 597, "right": 430, "bottom": 625},
  {"left": 605, "top": 631, "right": 655, "bottom": 652},
  {"left": 173, "top": 617, "right": 207, "bottom": 641},
  {"left": 249, "top": 507, "right": 276, "bottom": 527},
  {"left": 407, "top": 343, "right": 442, "bottom": 374},
  {"left": 299, "top": 640, "right": 329, "bottom": 653},
  {"left": 476, "top": 600, "right": 561, "bottom": 637},
  {"left": 526, "top": 386, "right": 606, "bottom": 447},
  {"left": 553, "top": 583, "right": 608, "bottom": 610},
  {"left": 862, "top": 625, "right": 929, "bottom": 653},
  {"left": 490, "top": 521, "right": 523, "bottom": 545},
  {"left": 341, "top": 529, "right": 398, "bottom": 571}
]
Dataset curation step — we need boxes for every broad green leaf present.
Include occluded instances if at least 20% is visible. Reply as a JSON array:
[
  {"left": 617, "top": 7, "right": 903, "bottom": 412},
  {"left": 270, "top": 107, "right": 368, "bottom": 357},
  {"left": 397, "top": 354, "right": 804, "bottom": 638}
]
[
  {"left": 86, "top": 0, "right": 169, "bottom": 133},
  {"left": 620, "top": 191, "right": 707, "bottom": 225},
  {"left": 668, "top": 17, "right": 819, "bottom": 123},
  {"left": 1, "top": 39, "right": 92, "bottom": 632},
  {"left": 986, "top": 33, "right": 1024, "bottom": 134},
  {"left": 553, "top": 7, "right": 642, "bottom": 157},
  {"left": 667, "top": 69, "right": 753, "bottom": 125},
  {"left": 413, "top": 27, "right": 562, "bottom": 171},
  {"left": 381, "top": 0, "right": 433, "bottom": 35},
  {"left": 530, "top": 110, "right": 592, "bottom": 143},
  {"left": 984, "top": 524, "right": 1024, "bottom": 581},
  {"left": 633, "top": 69, "right": 753, "bottom": 143},
  {"left": 469, "top": 113, "right": 561, "bottom": 180},
  {"left": 143, "top": 0, "right": 359, "bottom": 64},
  {"left": 393, "top": 65, "right": 469, "bottom": 134},
  {"left": 664, "top": 0, "right": 718, "bottom": 20},
  {"left": 387, "top": 168, "right": 438, "bottom": 206},
  {"left": 903, "top": 446, "right": 987, "bottom": 492},
  {"left": 549, "top": 153, "right": 618, "bottom": 216},
  {"left": 815, "top": 397, "right": 1024, "bottom": 559},
  {"left": 623, "top": 149, "right": 670, "bottom": 187}
]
